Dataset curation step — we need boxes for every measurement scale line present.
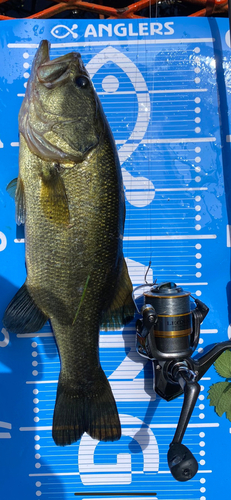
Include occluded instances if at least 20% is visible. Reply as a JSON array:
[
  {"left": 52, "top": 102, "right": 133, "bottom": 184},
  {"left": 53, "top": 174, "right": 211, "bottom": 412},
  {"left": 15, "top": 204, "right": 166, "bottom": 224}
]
[
  {"left": 176, "top": 282, "right": 208, "bottom": 285},
  {"left": 8, "top": 38, "right": 214, "bottom": 49},
  {"left": 88, "top": 58, "right": 198, "bottom": 64},
  {"left": 201, "top": 329, "right": 218, "bottom": 333},
  {"left": 124, "top": 264, "right": 199, "bottom": 267},
  {"left": 20, "top": 332, "right": 133, "bottom": 340},
  {"left": 17, "top": 332, "right": 54, "bottom": 338},
  {"left": 124, "top": 235, "right": 216, "bottom": 241},
  {"left": 89, "top": 68, "right": 197, "bottom": 73},
  {"left": 96, "top": 118, "right": 200, "bottom": 122},
  {"left": 158, "top": 469, "right": 212, "bottom": 474},
  {"left": 144, "top": 137, "right": 214, "bottom": 143},
  {"left": 126, "top": 218, "right": 202, "bottom": 221},
  {"left": 97, "top": 89, "right": 207, "bottom": 95},
  {"left": 26, "top": 380, "right": 58, "bottom": 384},
  {"left": 151, "top": 423, "right": 219, "bottom": 428},
  {"left": 18, "top": 325, "right": 211, "bottom": 340},
  {"left": 36, "top": 362, "right": 60, "bottom": 365},
  {"left": 29, "top": 472, "right": 80, "bottom": 477},
  {"left": 124, "top": 160, "right": 203, "bottom": 163},
  {"left": 18, "top": 327, "right": 133, "bottom": 338},
  {"left": 16, "top": 89, "right": 207, "bottom": 99},
  {"left": 74, "top": 494, "right": 157, "bottom": 497},
  {"left": 15, "top": 236, "right": 204, "bottom": 244},
  {"left": 53, "top": 48, "right": 201, "bottom": 54},
  {"left": 155, "top": 188, "right": 207, "bottom": 192},
  {"left": 20, "top": 422, "right": 218, "bottom": 431},
  {"left": 11, "top": 137, "right": 215, "bottom": 147}
]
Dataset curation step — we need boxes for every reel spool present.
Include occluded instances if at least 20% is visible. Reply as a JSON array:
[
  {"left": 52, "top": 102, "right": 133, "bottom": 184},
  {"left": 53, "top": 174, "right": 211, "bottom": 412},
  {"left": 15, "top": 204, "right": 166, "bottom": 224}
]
[{"left": 143, "top": 282, "right": 197, "bottom": 359}]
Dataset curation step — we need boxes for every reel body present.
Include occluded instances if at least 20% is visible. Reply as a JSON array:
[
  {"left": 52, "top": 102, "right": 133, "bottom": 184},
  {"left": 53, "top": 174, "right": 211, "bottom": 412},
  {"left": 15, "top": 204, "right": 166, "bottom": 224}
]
[{"left": 136, "top": 281, "right": 231, "bottom": 481}]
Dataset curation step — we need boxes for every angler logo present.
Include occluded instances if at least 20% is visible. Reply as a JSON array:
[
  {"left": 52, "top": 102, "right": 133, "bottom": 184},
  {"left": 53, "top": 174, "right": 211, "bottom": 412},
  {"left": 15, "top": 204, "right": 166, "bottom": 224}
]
[
  {"left": 50, "top": 21, "right": 174, "bottom": 40},
  {"left": 51, "top": 23, "right": 78, "bottom": 39}
]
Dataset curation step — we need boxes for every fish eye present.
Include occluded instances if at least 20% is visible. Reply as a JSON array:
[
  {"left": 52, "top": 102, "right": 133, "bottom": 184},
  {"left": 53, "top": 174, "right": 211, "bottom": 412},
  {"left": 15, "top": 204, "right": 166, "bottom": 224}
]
[{"left": 75, "top": 76, "right": 89, "bottom": 88}]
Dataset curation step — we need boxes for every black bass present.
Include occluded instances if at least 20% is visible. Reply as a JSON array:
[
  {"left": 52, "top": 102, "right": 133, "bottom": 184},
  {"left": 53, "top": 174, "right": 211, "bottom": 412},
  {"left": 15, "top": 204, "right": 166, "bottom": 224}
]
[{"left": 3, "top": 40, "right": 135, "bottom": 446}]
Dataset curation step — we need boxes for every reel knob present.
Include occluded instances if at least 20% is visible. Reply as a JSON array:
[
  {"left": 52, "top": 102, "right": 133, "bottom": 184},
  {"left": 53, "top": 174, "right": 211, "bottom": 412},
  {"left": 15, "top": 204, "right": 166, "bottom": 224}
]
[{"left": 167, "top": 443, "right": 198, "bottom": 482}]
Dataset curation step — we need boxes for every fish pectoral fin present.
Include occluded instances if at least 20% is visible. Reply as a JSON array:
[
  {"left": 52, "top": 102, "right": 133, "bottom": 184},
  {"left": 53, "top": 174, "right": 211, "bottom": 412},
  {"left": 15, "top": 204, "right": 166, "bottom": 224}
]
[
  {"left": 40, "top": 167, "right": 70, "bottom": 225},
  {"left": 6, "top": 177, "right": 18, "bottom": 199},
  {"left": 7, "top": 176, "right": 26, "bottom": 225},
  {"left": 101, "top": 258, "right": 136, "bottom": 329},
  {"left": 3, "top": 283, "right": 48, "bottom": 334}
]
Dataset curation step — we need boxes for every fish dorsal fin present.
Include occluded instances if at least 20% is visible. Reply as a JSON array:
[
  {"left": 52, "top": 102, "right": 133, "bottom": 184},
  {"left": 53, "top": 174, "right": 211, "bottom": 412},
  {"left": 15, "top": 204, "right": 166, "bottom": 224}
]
[
  {"left": 7, "top": 176, "right": 26, "bottom": 225},
  {"left": 40, "top": 165, "right": 70, "bottom": 225},
  {"left": 101, "top": 258, "right": 135, "bottom": 330},
  {"left": 3, "top": 283, "right": 48, "bottom": 334}
]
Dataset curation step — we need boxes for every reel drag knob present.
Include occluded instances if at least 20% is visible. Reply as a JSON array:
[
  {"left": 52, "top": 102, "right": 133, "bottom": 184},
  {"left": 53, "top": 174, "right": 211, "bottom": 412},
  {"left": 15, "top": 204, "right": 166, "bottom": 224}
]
[{"left": 167, "top": 443, "right": 198, "bottom": 482}]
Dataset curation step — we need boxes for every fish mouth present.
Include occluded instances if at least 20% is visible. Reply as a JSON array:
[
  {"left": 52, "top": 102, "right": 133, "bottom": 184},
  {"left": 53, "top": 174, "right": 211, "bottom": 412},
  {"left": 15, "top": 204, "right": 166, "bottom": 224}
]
[
  {"left": 39, "top": 39, "right": 50, "bottom": 58},
  {"left": 33, "top": 40, "right": 50, "bottom": 77},
  {"left": 36, "top": 41, "right": 84, "bottom": 89}
]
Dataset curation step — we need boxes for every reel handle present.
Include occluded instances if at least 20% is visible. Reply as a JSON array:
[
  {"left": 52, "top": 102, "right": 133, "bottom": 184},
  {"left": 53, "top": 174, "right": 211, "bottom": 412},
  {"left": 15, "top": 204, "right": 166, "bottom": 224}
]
[{"left": 167, "top": 365, "right": 200, "bottom": 481}]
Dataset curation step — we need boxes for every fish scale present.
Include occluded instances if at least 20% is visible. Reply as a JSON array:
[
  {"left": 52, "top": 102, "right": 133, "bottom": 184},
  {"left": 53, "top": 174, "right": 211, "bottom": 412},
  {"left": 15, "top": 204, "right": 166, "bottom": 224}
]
[{"left": 3, "top": 40, "right": 135, "bottom": 446}]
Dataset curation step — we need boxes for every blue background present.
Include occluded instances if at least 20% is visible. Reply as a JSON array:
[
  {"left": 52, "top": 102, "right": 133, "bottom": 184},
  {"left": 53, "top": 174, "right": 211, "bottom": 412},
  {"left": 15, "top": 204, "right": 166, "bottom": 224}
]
[{"left": 0, "top": 17, "right": 231, "bottom": 500}]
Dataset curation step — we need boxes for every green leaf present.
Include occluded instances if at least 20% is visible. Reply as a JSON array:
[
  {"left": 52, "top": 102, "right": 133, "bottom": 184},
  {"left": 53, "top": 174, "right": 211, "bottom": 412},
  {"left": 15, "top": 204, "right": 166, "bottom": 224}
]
[
  {"left": 208, "top": 382, "right": 229, "bottom": 408},
  {"left": 216, "top": 385, "right": 231, "bottom": 417},
  {"left": 226, "top": 405, "right": 231, "bottom": 421},
  {"left": 208, "top": 382, "right": 231, "bottom": 420},
  {"left": 214, "top": 350, "right": 231, "bottom": 378}
]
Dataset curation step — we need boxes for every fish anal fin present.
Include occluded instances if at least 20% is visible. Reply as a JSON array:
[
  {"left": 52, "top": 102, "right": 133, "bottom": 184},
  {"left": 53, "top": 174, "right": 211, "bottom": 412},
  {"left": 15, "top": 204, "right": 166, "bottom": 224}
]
[
  {"left": 3, "top": 283, "right": 48, "bottom": 334},
  {"left": 40, "top": 166, "right": 70, "bottom": 225},
  {"left": 101, "top": 258, "right": 135, "bottom": 330}
]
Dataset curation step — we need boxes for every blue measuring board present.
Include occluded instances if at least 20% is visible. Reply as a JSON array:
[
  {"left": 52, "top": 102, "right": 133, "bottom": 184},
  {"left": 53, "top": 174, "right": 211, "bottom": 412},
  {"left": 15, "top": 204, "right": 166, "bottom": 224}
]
[{"left": 0, "top": 16, "right": 231, "bottom": 500}]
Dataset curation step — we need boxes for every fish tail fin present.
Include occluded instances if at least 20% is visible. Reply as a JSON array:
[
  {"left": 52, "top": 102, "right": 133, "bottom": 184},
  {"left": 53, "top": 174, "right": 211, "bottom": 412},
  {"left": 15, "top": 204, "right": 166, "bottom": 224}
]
[{"left": 52, "top": 369, "right": 121, "bottom": 446}]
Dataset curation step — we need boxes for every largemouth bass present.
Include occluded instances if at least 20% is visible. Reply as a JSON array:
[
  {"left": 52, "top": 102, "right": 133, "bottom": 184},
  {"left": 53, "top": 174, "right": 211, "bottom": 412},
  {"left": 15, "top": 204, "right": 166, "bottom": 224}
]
[{"left": 3, "top": 40, "right": 135, "bottom": 446}]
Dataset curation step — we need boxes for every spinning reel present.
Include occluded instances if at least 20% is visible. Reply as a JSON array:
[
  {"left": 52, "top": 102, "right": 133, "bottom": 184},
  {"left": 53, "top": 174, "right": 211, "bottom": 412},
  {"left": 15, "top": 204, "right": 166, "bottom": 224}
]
[{"left": 136, "top": 281, "right": 231, "bottom": 482}]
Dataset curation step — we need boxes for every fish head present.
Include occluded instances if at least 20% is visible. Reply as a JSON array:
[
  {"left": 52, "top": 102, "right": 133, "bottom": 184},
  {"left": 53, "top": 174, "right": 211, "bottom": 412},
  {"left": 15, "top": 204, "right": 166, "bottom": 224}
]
[{"left": 19, "top": 40, "right": 104, "bottom": 164}]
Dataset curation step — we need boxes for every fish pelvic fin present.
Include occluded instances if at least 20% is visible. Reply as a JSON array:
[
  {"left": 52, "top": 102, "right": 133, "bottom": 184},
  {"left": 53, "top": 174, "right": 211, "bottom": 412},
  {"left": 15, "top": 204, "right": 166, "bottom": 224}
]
[
  {"left": 3, "top": 282, "right": 48, "bottom": 334},
  {"left": 52, "top": 370, "right": 121, "bottom": 446},
  {"left": 101, "top": 258, "right": 136, "bottom": 330},
  {"left": 7, "top": 176, "right": 26, "bottom": 225}
]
